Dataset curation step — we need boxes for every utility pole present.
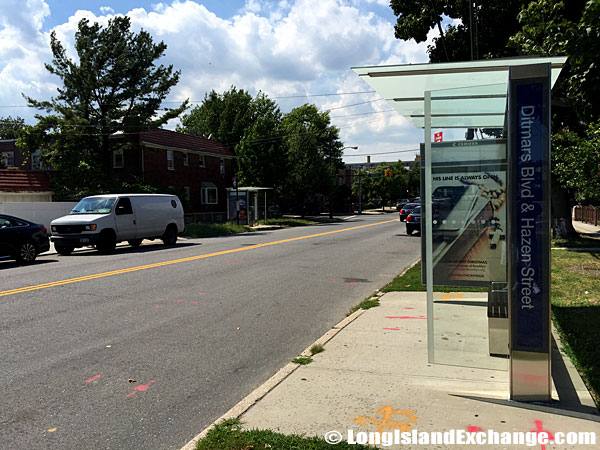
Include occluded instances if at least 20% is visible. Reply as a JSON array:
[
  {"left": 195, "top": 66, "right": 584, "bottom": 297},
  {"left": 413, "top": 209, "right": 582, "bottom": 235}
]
[{"left": 358, "top": 169, "right": 362, "bottom": 214}]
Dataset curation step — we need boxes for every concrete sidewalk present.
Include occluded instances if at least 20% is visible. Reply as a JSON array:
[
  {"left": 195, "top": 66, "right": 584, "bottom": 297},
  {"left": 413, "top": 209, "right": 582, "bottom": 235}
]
[
  {"left": 184, "top": 291, "right": 600, "bottom": 449},
  {"left": 573, "top": 220, "right": 600, "bottom": 237}
]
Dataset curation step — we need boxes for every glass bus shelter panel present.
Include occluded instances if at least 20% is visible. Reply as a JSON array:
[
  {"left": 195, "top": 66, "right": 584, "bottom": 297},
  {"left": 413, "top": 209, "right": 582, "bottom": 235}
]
[{"left": 426, "top": 84, "right": 508, "bottom": 371}]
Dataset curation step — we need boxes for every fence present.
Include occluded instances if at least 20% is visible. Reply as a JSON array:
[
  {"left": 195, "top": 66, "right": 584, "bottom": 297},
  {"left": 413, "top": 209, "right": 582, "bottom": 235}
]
[
  {"left": 0, "top": 201, "right": 77, "bottom": 227},
  {"left": 573, "top": 205, "right": 600, "bottom": 226},
  {"left": 184, "top": 212, "right": 228, "bottom": 225}
]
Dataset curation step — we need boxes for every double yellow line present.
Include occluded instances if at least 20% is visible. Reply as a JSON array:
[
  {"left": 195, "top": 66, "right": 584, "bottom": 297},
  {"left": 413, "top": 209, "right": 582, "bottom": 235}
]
[{"left": 1, "top": 219, "right": 397, "bottom": 297}]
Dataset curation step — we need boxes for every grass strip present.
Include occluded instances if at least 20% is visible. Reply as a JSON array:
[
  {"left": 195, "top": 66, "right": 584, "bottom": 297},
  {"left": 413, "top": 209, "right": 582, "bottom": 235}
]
[
  {"left": 263, "top": 218, "right": 318, "bottom": 227},
  {"left": 196, "top": 419, "right": 378, "bottom": 450},
  {"left": 347, "top": 298, "right": 380, "bottom": 316},
  {"left": 184, "top": 223, "right": 253, "bottom": 237},
  {"left": 292, "top": 356, "right": 313, "bottom": 365},
  {"left": 381, "top": 261, "right": 486, "bottom": 293},
  {"left": 550, "top": 245, "right": 600, "bottom": 408}
]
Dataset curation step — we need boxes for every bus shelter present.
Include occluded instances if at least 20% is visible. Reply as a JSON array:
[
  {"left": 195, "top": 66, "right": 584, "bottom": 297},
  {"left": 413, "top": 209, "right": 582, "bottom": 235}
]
[
  {"left": 353, "top": 57, "right": 566, "bottom": 401},
  {"left": 226, "top": 187, "right": 273, "bottom": 225}
]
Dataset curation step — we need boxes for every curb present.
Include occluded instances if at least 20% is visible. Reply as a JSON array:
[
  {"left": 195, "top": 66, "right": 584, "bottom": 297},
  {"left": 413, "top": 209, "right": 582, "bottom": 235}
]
[{"left": 179, "top": 308, "right": 367, "bottom": 450}]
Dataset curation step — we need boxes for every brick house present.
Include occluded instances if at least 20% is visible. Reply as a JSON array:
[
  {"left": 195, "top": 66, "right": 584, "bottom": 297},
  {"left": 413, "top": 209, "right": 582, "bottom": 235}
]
[
  {"left": 112, "top": 129, "right": 236, "bottom": 213},
  {"left": 1, "top": 140, "right": 53, "bottom": 202}
]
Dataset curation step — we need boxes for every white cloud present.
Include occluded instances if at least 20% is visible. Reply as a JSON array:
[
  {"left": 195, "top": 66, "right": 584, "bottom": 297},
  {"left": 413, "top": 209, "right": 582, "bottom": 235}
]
[
  {"left": 99, "top": 6, "right": 115, "bottom": 14},
  {"left": 0, "top": 0, "right": 430, "bottom": 162}
]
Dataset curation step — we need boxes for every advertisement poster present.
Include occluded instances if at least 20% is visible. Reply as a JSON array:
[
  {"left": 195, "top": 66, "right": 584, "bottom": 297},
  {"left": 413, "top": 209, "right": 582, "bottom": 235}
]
[
  {"left": 423, "top": 139, "right": 507, "bottom": 286},
  {"left": 228, "top": 191, "right": 248, "bottom": 225}
]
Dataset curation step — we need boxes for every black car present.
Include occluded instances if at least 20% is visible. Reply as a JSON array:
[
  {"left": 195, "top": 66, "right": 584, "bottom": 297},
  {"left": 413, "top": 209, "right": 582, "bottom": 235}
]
[
  {"left": 399, "top": 202, "right": 420, "bottom": 222},
  {"left": 0, "top": 214, "right": 50, "bottom": 263},
  {"left": 405, "top": 206, "right": 421, "bottom": 235}
]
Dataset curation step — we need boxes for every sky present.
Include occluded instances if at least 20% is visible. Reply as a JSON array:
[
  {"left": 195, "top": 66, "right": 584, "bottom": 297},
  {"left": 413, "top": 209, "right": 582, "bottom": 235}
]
[{"left": 0, "top": 0, "right": 445, "bottom": 163}]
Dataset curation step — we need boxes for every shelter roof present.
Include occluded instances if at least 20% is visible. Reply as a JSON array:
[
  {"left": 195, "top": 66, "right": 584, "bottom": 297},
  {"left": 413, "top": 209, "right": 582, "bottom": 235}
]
[{"left": 352, "top": 56, "right": 567, "bottom": 129}]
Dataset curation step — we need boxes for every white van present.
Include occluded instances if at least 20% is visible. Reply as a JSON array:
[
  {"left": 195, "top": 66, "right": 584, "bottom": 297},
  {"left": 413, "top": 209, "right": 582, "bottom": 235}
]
[{"left": 50, "top": 194, "right": 184, "bottom": 255}]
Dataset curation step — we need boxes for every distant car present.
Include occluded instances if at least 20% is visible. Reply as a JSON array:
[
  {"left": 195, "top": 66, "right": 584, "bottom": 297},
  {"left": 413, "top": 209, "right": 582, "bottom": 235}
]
[
  {"left": 399, "top": 202, "right": 420, "bottom": 222},
  {"left": 0, "top": 214, "right": 50, "bottom": 263},
  {"left": 395, "top": 199, "right": 410, "bottom": 211},
  {"left": 405, "top": 206, "right": 421, "bottom": 236}
]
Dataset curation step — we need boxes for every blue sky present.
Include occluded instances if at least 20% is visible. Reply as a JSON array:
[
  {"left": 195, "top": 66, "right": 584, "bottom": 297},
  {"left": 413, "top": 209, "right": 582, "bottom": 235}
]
[{"left": 0, "top": 0, "right": 441, "bottom": 162}]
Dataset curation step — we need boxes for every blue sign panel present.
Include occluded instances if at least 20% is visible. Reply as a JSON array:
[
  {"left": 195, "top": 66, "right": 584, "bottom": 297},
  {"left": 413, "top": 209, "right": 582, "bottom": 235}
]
[{"left": 509, "top": 71, "right": 551, "bottom": 353}]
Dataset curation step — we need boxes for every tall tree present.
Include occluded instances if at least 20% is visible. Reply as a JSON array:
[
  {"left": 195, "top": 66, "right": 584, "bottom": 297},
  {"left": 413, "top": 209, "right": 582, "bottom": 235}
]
[
  {"left": 236, "top": 94, "right": 286, "bottom": 193},
  {"left": 280, "top": 104, "right": 344, "bottom": 211},
  {"left": 390, "top": 0, "right": 529, "bottom": 62},
  {"left": 177, "top": 87, "right": 254, "bottom": 150},
  {"left": 19, "top": 16, "right": 188, "bottom": 198},
  {"left": 0, "top": 116, "right": 25, "bottom": 140},
  {"left": 509, "top": 0, "right": 600, "bottom": 236}
]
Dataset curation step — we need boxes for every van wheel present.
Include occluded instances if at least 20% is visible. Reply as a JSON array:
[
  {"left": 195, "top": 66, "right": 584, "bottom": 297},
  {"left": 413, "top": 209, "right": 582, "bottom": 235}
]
[
  {"left": 162, "top": 225, "right": 178, "bottom": 246},
  {"left": 128, "top": 239, "right": 143, "bottom": 248},
  {"left": 97, "top": 230, "right": 116, "bottom": 254},
  {"left": 55, "top": 245, "right": 74, "bottom": 256},
  {"left": 17, "top": 240, "right": 38, "bottom": 263}
]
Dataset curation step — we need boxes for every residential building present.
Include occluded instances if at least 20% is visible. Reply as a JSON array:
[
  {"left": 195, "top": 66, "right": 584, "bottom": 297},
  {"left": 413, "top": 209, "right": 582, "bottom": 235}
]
[{"left": 112, "top": 129, "right": 235, "bottom": 213}]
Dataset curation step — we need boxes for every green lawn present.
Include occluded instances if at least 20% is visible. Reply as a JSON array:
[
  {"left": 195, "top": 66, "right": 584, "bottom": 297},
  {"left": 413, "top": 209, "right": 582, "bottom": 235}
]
[
  {"left": 381, "top": 261, "right": 487, "bottom": 293},
  {"left": 196, "top": 419, "right": 377, "bottom": 450},
  {"left": 550, "top": 243, "right": 600, "bottom": 407}
]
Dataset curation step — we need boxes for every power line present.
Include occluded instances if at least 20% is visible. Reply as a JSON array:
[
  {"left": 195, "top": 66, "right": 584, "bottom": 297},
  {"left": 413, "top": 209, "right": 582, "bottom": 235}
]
[{"left": 343, "top": 148, "right": 419, "bottom": 157}]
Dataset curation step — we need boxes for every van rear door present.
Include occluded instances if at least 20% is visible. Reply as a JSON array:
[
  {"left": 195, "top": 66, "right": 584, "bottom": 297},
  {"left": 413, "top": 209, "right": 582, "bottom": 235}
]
[{"left": 114, "top": 197, "right": 137, "bottom": 240}]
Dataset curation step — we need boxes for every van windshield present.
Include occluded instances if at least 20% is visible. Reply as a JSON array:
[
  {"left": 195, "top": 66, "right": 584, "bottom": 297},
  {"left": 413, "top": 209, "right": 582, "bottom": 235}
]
[{"left": 70, "top": 198, "right": 116, "bottom": 215}]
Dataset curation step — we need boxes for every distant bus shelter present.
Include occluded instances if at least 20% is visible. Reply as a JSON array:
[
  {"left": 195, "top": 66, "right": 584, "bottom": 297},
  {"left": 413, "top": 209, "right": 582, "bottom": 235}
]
[
  {"left": 226, "top": 187, "right": 273, "bottom": 225},
  {"left": 353, "top": 56, "right": 566, "bottom": 402}
]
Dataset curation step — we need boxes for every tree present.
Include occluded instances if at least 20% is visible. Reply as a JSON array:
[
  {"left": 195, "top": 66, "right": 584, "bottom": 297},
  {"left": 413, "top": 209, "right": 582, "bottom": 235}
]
[
  {"left": 552, "top": 123, "right": 600, "bottom": 205},
  {"left": 0, "top": 116, "right": 25, "bottom": 139},
  {"left": 508, "top": 0, "right": 600, "bottom": 235},
  {"left": 390, "top": 0, "right": 529, "bottom": 62},
  {"left": 236, "top": 94, "right": 287, "bottom": 193},
  {"left": 19, "top": 16, "right": 188, "bottom": 198},
  {"left": 352, "top": 162, "right": 412, "bottom": 209},
  {"left": 280, "top": 104, "right": 344, "bottom": 213},
  {"left": 390, "top": 0, "right": 600, "bottom": 237},
  {"left": 177, "top": 87, "right": 254, "bottom": 150}
]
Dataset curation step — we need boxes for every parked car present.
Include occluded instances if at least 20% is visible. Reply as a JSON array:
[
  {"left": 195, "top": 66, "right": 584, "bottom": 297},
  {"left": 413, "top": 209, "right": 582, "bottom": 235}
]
[
  {"left": 399, "top": 202, "right": 420, "bottom": 222},
  {"left": 405, "top": 206, "right": 421, "bottom": 236},
  {"left": 50, "top": 194, "right": 184, "bottom": 255},
  {"left": 395, "top": 199, "right": 410, "bottom": 211},
  {"left": 0, "top": 214, "right": 50, "bottom": 263}
]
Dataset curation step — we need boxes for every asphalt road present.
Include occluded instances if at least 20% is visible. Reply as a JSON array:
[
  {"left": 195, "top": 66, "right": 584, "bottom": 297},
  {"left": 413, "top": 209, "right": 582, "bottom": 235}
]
[{"left": 0, "top": 213, "right": 420, "bottom": 450}]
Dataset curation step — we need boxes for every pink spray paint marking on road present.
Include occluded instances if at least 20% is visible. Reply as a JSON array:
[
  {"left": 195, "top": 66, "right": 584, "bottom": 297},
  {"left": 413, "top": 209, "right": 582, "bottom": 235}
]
[
  {"left": 85, "top": 374, "right": 102, "bottom": 383},
  {"left": 155, "top": 305, "right": 165, "bottom": 308},
  {"left": 404, "top": 307, "right": 415, "bottom": 310},
  {"left": 126, "top": 380, "right": 156, "bottom": 398},
  {"left": 383, "top": 328, "right": 402, "bottom": 331},
  {"left": 467, "top": 426, "right": 483, "bottom": 433},
  {"left": 347, "top": 281, "right": 358, "bottom": 286}
]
